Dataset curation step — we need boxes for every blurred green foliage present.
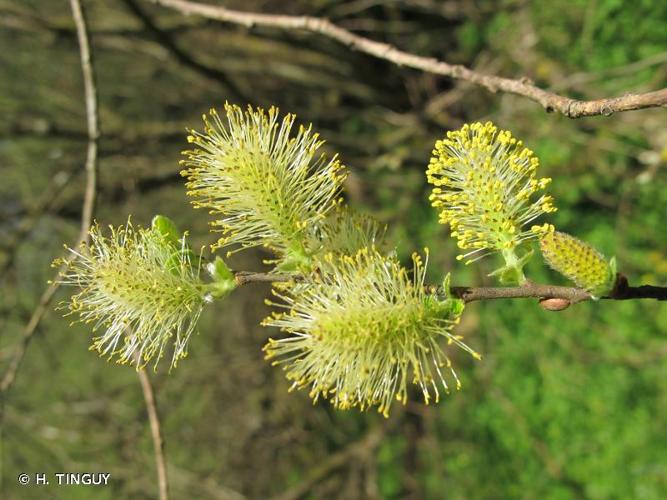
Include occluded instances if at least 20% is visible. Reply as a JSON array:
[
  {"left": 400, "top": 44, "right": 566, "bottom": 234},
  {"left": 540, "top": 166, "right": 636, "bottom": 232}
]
[{"left": 1, "top": 0, "right": 666, "bottom": 498}]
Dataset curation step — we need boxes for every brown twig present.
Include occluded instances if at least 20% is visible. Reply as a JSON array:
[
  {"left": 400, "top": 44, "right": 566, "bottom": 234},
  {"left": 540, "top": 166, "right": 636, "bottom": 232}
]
[
  {"left": 136, "top": 363, "right": 170, "bottom": 500},
  {"left": 233, "top": 271, "right": 299, "bottom": 286},
  {"left": 449, "top": 283, "right": 593, "bottom": 304},
  {"left": 0, "top": 0, "right": 99, "bottom": 394},
  {"left": 147, "top": 0, "right": 667, "bottom": 118},
  {"left": 233, "top": 272, "right": 667, "bottom": 306}
]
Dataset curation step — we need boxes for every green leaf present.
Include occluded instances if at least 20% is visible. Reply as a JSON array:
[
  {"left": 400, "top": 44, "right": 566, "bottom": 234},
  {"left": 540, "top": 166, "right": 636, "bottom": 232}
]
[
  {"left": 206, "top": 278, "right": 236, "bottom": 299},
  {"left": 203, "top": 256, "right": 236, "bottom": 299},
  {"left": 151, "top": 215, "right": 198, "bottom": 274},
  {"left": 210, "top": 256, "right": 234, "bottom": 282},
  {"left": 151, "top": 215, "right": 180, "bottom": 245}
]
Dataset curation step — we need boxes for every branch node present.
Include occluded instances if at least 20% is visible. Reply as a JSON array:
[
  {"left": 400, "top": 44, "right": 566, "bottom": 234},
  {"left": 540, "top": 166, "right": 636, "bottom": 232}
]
[
  {"left": 539, "top": 297, "right": 571, "bottom": 311},
  {"left": 600, "top": 104, "right": 614, "bottom": 117}
]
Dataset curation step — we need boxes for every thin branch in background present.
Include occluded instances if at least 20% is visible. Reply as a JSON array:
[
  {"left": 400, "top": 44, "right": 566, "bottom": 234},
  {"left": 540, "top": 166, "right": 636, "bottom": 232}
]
[
  {"left": 0, "top": 0, "right": 99, "bottom": 395},
  {"left": 147, "top": 0, "right": 667, "bottom": 118},
  {"left": 136, "top": 359, "right": 170, "bottom": 500}
]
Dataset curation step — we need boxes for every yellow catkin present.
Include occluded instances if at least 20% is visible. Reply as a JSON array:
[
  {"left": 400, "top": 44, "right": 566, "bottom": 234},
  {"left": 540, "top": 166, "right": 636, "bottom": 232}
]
[
  {"left": 426, "top": 122, "right": 556, "bottom": 264},
  {"left": 180, "top": 103, "right": 346, "bottom": 260},
  {"left": 262, "top": 248, "right": 480, "bottom": 417},
  {"left": 540, "top": 231, "right": 615, "bottom": 297},
  {"left": 55, "top": 220, "right": 207, "bottom": 369}
]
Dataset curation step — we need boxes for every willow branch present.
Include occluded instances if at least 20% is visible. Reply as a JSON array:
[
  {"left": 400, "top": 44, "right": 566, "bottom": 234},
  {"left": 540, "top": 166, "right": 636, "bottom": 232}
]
[
  {"left": 452, "top": 274, "right": 667, "bottom": 304},
  {"left": 234, "top": 271, "right": 299, "bottom": 286},
  {"left": 147, "top": 0, "right": 667, "bottom": 118},
  {"left": 0, "top": 0, "right": 99, "bottom": 394},
  {"left": 450, "top": 283, "right": 593, "bottom": 304},
  {"left": 136, "top": 363, "right": 170, "bottom": 500},
  {"left": 233, "top": 272, "right": 667, "bottom": 305}
]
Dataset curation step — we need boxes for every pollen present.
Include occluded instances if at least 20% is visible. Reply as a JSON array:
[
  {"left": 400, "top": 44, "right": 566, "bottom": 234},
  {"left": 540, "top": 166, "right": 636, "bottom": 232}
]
[
  {"left": 180, "top": 103, "right": 346, "bottom": 263},
  {"left": 262, "top": 248, "right": 478, "bottom": 416},
  {"left": 426, "top": 122, "right": 556, "bottom": 264},
  {"left": 55, "top": 219, "right": 208, "bottom": 369}
]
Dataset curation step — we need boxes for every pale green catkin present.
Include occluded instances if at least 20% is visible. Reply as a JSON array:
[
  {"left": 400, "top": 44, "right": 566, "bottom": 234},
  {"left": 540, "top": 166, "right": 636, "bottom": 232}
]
[
  {"left": 540, "top": 231, "right": 616, "bottom": 297},
  {"left": 55, "top": 220, "right": 208, "bottom": 369},
  {"left": 262, "top": 247, "right": 479, "bottom": 417},
  {"left": 180, "top": 104, "right": 346, "bottom": 267}
]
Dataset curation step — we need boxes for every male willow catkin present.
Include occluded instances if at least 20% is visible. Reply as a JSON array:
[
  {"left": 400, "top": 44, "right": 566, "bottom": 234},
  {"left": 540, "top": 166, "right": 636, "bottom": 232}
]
[
  {"left": 263, "top": 247, "right": 480, "bottom": 417},
  {"left": 55, "top": 218, "right": 209, "bottom": 369},
  {"left": 426, "top": 121, "right": 556, "bottom": 282},
  {"left": 180, "top": 104, "right": 346, "bottom": 269},
  {"left": 54, "top": 105, "right": 621, "bottom": 417}
]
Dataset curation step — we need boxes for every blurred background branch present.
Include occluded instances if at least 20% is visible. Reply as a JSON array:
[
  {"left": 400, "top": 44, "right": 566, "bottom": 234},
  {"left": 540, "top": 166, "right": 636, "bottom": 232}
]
[
  {"left": 0, "top": 0, "right": 99, "bottom": 396},
  {"left": 234, "top": 271, "right": 667, "bottom": 304},
  {"left": 136, "top": 361, "right": 170, "bottom": 500},
  {"left": 149, "top": 0, "right": 667, "bottom": 117}
]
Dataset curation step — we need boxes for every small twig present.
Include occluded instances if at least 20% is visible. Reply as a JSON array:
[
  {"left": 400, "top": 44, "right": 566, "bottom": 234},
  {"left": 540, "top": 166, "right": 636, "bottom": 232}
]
[
  {"left": 0, "top": 0, "right": 99, "bottom": 395},
  {"left": 449, "top": 283, "right": 593, "bottom": 304},
  {"left": 136, "top": 362, "right": 170, "bottom": 500},
  {"left": 233, "top": 271, "right": 299, "bottom": 286},
  {"left": 233, "top": 271, "right": 667, "bottom": 305},
  {"left": 606, "top": 274, "right": 667, "bottom": 301},
  {"left": 147, "top": 0, "right": 667, "bottom": 118}
]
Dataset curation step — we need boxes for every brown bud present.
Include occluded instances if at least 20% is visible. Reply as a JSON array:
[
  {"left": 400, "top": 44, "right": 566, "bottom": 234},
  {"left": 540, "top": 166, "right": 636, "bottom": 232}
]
[{"left": 538, "top": 297, "right": 570, "bottom": 311}]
